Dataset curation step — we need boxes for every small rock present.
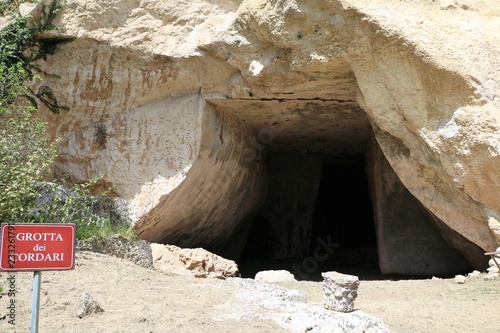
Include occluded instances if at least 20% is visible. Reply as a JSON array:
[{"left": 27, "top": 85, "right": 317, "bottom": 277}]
[
  {"left": 467, "top": 270, "right": 482, "bottom": 279},
  {"left": 484, "top": 273, "right": 499, "bottom": 281},
  {"left": 255, "top": 270, "right": 296, "bottom": 283},
  {"left": 454, "top": 275, "right": 466, "bottom": 284},
  {"left": 488, "top": 257, "right": 500, "bottom": 266},
  {"left": 74, "top": 292, "right": 104, "bottom": 318},
  {"left": 431, "top": 276, "right": 442, "bottom": 280},
  {"left": 487, "top": 265, "right": 499, "bottom": 274}
]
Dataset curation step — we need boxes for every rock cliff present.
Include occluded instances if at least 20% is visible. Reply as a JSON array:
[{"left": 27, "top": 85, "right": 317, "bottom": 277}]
[{"left": 26, "top": 0, "right": 500, "bottom": 272}]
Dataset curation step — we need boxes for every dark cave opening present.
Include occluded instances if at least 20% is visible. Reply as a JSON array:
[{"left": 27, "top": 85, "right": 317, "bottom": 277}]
[
  {"left": 238, "top": 151, "right": 379, "bottom": 280},
  {"left": 309, "top": 155, "right": 376, "bottom": 254},
  {"left": 306, "top": 155, "right": 379, "bottom": 277},
  {"left": 237, "top": 147, "right": 473, "bottom": 280},
  {"left": 226, "top": 100, "right": 474, "bottom": 280}
]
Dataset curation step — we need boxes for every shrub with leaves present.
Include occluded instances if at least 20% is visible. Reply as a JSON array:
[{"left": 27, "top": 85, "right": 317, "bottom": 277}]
[
  {"left": 0, "top": 106, "right": 57, "bottom": 222},
  {"left": 0, "top": 1, "right": 136, "bottom": 240},
  {"left": 29, "top": 180, "right": 136, "bottom": 240},
  {"left": 0, "top": 16, "right": 57, "bottom": 221}
]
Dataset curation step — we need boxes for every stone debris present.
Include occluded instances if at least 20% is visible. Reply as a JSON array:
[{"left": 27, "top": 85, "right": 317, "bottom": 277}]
[
  {"left": 322, "top": 271, "right": 360, "bottom": 313},
  {"left": 151, "top": 243, "right": 239, "bottom": 279},
  {"left": 74, "top": 292, "right": 104, "bottom": 318},
  {"left": 454, "top": 275, "right": 466, "bottom": 284},
  {"left": 76, "top": 236, "right": 239, "bottom": 278},
  {"left": 77, "top": 235, "right": 153, "bottom": 268},
  {"left": 467, "top": 270, "right": 482, "bottom": 279},
  {"left": 32, "top": 182, "right": 132, "bottom": 228},
  {"left": 255, "top": 270, "right": 297, "bottom": 283},
  {"left": 487, "top": 266, "right": 499, "bottom": 274},
  {"left": 488, "top": 259, "right": 500, "bottom": 271},
  {"left": 484, "top": 273, "right": 499, "bottom": 281}
]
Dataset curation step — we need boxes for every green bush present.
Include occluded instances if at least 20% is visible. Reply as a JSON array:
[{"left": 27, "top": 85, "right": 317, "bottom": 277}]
[
  {"left": 0, "top": 14, "right": 57, "bottom": 222},
  {"left": 29, "top": 180, "right": 136, "bottom": 240},
  {"left": 0, "top": 1, "right": 136, "bottom": 240}
]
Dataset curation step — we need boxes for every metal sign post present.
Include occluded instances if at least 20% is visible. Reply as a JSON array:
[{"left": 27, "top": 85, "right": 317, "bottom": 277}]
[{"left": 30, "top": 271, "right": 42, "bottom": 333}]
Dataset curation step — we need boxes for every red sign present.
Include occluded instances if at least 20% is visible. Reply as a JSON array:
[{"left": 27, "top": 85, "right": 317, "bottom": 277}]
[{"left": 0, "top": 223, "right": 75, "bottom": 271}]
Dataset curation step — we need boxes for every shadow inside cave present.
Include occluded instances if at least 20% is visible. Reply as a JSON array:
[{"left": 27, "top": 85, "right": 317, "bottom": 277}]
[{"left": 237, "top": 248, "right": 467, "bottom": 282}]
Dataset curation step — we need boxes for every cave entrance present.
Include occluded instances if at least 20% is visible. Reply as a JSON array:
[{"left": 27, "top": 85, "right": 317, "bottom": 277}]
[
  {"left": 239, "top": 150, "right": 379, "bottom": 280},
  {"left": 208, "top": 98, "right": 472, "bottom": 279},
  {"left": 238, "top": 145, "right": 472, "bottom": 280}
]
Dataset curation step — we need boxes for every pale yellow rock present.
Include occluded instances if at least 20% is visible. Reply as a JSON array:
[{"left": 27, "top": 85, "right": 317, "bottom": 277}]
[
  {"left": 151, "top": 244, "right": 240, "bottom": 279},
  {"left": 21, "top": 0, "right": 499, "bottom": 253}
]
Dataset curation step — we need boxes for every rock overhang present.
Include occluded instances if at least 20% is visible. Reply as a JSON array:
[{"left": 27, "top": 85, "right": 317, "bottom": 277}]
[
  {"left": 22, "top": 0, "right": 500, "bottom": 273},
  {"left": 208, "top": 98, "right": 372, "bottom": 156}
]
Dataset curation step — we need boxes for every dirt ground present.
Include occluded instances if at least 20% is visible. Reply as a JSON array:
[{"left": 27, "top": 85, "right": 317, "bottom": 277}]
[{"left": 0, "top": 251, "right": 499, "bottom": 333}]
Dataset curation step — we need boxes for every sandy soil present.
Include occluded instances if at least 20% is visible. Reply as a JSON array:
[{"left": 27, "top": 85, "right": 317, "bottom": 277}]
[{"left": 0, "top": 251, "right": 499, "bottom": 333}]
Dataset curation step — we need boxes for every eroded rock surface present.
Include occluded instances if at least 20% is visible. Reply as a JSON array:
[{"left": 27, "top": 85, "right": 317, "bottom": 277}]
[
  {"left": 19, "top": 0, "right": 500, "bottom": 266},
  {"left": 218, "top": 278, "right": 391, "bottom": 333},
  {"left": 151, "top": 243, "right": 240, "bottom": 279},
  {"left": 76, "top": 235, "right": 153, "bottom": 268}
]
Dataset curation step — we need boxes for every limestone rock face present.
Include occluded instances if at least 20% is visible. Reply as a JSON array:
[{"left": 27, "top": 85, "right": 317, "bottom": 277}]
[{"left": 28, "top": 0, "right": 500, "bottom": 261}]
